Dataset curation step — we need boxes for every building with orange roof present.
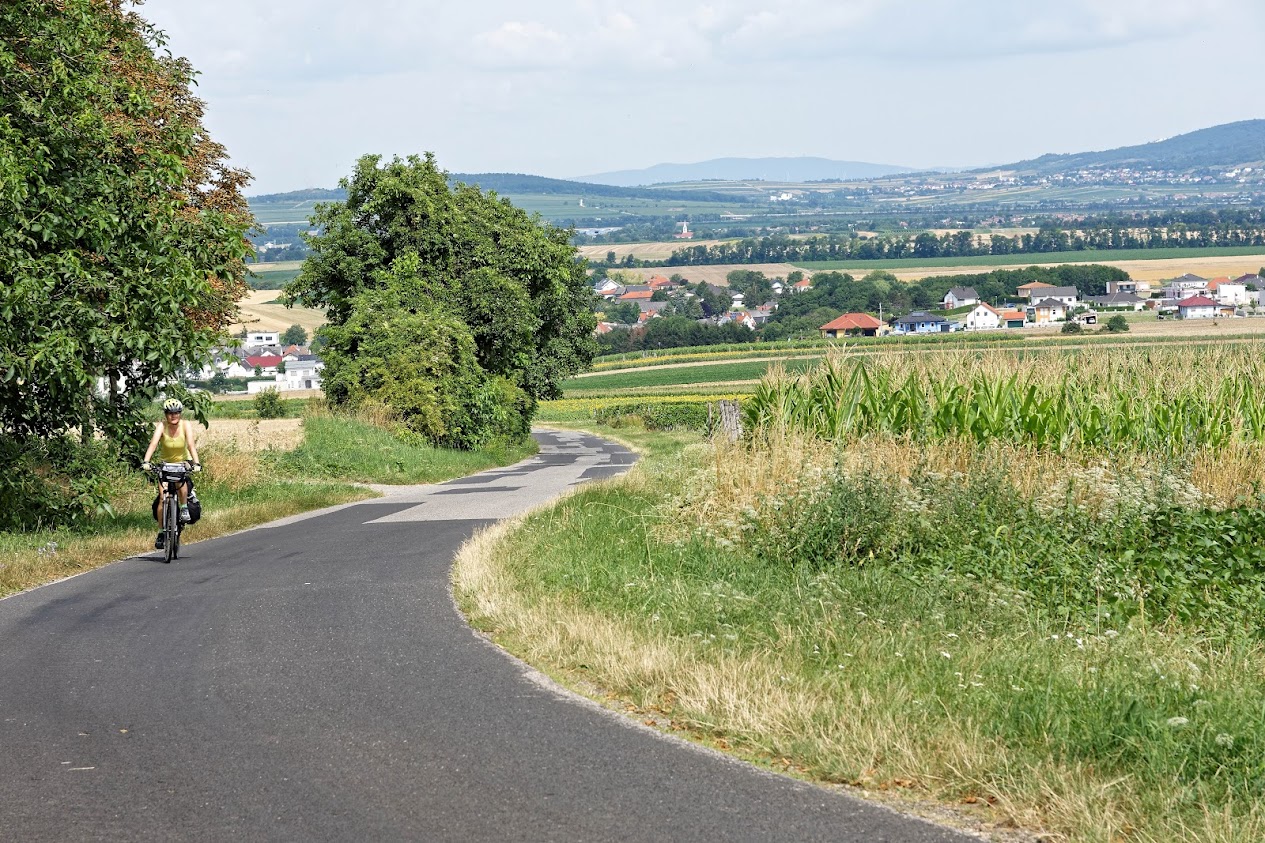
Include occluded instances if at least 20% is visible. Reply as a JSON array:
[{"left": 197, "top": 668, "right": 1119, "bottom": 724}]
[{"left": 820, "top": 313, "right": 883, "bottom": 338}]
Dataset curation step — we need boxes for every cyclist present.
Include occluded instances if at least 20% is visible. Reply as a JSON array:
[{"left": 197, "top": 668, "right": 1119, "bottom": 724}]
[{"left": 141, "top": 398, "right": 201, "bottom": 549}]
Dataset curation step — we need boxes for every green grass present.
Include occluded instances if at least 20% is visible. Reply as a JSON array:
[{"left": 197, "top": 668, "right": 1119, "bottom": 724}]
[
  {"left": 248, "top": 265, "right": 302, "bottom": 289},
  {"left": 266, "top": 415, "right": 538, "bottom": 484},
  {"left": 564, "top": 359, "right": 820, "bottom": 393},
  {"left": 457, "top": 424, "right": 1265, "bottom": 842},
  {"left": 794, "top": 245, "right": 1265, "bottom": 272}
]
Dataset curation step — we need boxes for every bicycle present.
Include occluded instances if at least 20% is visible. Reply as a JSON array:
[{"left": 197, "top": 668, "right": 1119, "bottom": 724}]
[{"left": 149, "top": 461, "right": 196, "bottom": 563}]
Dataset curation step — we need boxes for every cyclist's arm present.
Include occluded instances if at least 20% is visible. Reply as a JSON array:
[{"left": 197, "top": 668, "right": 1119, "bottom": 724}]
[
  {"left": 184, "top": 420, "right": 200, "bottom": 466},
  {"left": 142, "top": 421, "right": 162, "bottom": 464}
]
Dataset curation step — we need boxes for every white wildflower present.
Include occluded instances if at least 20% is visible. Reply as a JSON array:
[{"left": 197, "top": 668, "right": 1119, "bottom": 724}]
[
  {"left": 1166, "top": 716, "right": 1189, "bottom": 729},
  {"left": 1216, "top": 733, "right": 1234, "bottom": 747}
]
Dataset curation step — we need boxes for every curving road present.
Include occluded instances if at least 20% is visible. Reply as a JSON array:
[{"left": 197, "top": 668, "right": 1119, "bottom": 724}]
[{"left": 0, "top": 429, "right": 972, "bottom": 842}]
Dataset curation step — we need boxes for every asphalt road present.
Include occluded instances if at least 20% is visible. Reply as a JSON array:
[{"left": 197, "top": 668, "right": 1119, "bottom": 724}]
[{"left": 0, "top": 430, "right": 973, "bottom": 842}]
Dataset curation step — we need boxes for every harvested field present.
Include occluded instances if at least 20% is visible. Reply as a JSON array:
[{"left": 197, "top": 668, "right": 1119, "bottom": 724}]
[
  {"left": 596, "top": 263, "right": 804, "bottom": 286},
  {"left": 230, "top": 290, "right": 326, "bottom": 335},
  {"left": 196, "top": 418, "right": 305, "bottom": 452},
  {"left": 862, "top": 253, "right": 1265, "bottom": 283}
]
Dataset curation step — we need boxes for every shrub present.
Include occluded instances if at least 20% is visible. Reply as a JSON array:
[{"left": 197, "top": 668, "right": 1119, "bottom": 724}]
[
  {"left": 1106, "top": 314, "right": 1131, "bottom": 333},
  {"left": 0, "top": 435, "right": 127, "bottom": 531},
  {"left": 254, "top": 387, "right": 284, "bottom": 419},
  {"left": 1061, "top": 320, "right": 1083, "bottom": 334}
]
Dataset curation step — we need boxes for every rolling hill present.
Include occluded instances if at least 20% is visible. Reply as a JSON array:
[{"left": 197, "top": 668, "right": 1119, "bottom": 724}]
[
  {"left": 993, "top": 119, "right": 1265, "bottom": 176},
  {"left": 576, "top": 156, "right": 914, "bottom": 186}
]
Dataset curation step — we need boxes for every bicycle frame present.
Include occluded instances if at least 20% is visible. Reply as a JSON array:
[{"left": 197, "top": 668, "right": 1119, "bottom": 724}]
[{"left": 153, "top": 462, "right": 190, "bottom": 562}]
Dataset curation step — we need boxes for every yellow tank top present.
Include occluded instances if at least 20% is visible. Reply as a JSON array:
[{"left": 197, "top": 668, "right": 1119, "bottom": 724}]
[{"left": 158, "top": 422, "right": 190, "bottom": 462}]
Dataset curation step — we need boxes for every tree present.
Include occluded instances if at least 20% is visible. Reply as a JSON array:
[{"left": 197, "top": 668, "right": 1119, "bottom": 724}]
[
  {"left": 1105, "top": 314, "right": 1130, "bottom": 333},
  {"left": 284, "top": 154, "right": 596, "bottom": 446},
  {"left": 0, "top": 1, "right": 254, "bottom": 526},
  {"left": 282, "top": 324, "right": 308, "bottom": 347},
  {"left": 0, "top": 0, "right": 253, "bottom": 447}
]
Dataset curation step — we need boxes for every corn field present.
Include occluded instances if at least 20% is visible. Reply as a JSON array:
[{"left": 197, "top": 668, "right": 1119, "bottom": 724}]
[{"left": 744, "top": 345, "right": 1265, "bottom": 451}]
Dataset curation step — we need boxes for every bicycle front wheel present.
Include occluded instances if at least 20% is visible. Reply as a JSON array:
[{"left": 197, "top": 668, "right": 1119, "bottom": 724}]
[{"left": 165, "top": 496, "right": 178, "bottom": 564}]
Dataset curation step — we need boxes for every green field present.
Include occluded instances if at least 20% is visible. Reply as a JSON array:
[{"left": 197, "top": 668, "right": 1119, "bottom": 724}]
[
  {"left": 795, "top": 245, "right": 1265, "bottom": 272},
  {"left": 248, "top": 263, "right": 302, "bottom": 289},
  {"left": 562, "top": 359, "right": 821, "bottom": 393}
]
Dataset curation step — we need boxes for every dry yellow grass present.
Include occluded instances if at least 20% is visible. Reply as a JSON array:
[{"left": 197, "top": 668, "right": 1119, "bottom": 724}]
[
  {"left": 885, "top": 254, "right": 1265, "bottom": 283},
  {"left": 229, "top": 290, "right": 326, "bottom": 335},
  {"left": 595, "top": 263, "right": 805, "bottom": 286},
  {"left": 196, "top": 419, "right": 305, "bottom": 453}
]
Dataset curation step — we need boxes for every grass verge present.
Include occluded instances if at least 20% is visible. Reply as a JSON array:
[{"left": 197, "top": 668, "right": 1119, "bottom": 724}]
[{"left": 453, "top": 424, "right": 1265, "bottom": 843}]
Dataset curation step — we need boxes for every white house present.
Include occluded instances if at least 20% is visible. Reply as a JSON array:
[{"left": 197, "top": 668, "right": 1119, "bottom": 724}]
[
  {"left": 1040, "top": 286, "right": 1080, "bottom": 307},
  {"left": 278, "top": 355, "right": 324, "bottom": 391},
  {"left": 943, "top": 286, "right": 979, "bottom": 309},
  {"left": 246, "top": 330, "right": 280, "bottom": 348},
  {"left": 1207, "top": 278, "right": 1248, "bottom": 306},
  {"left": 963, "top": 303, "right": 1002, "bottom": 330},
  {"left": 1176, "top": 295, "right": 1220, "bottom": 319},
  {"left": 1163, "top": 274, "right": 1209, "bottom": 301},
  {"left": 1107, "top": 279, "right": 1154, "bottom": 297}
]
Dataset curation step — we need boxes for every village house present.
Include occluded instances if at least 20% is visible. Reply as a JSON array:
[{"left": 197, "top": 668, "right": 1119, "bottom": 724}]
[
  {"left": 1163, "top": 273, "right": 1209, "bottom": 300},
  {"left": 1087, "top": 292, "right": 1147, "bottom": 311},
  {"left": 592, "top": 278, "right": 621, "bottom": 298},
  {"left": 1176, "top": 295, "right": 1223, "bottom": 320},
  {"left": 963, "top": 302, "right": 1002, "bottom": 330},
  {"left": 245, "top": 330, "right": 279, "bottom": 349},
  {"left": 1027, "top": 298, "right": 1069, "bottom": 325},
  {"left": 819, "top": 312, "right": 884, "bottom": 338},
  {"left": 1038, "top": 286, "right": 1080, "bottom": 307},
  {"left": 617, "top": 288, "right": 654, "bottom": 303},
  {"left": 1107, "top": 278, "right": 1154, "bottom": 297},
  {"left": 942, "top": 286, "right": 979, "bottom": 309},
  {"left": 718, "top": 310, "right": 756, "bottom": 330},
  {"left": 1207, "top": 277, "right": 1248, "bottom": 306},
  {"left": 1016, "top": 281, "right": 1056, "bottom": 301},
  {"left": 891, "top": 311, "right": 955, "bottom": 335}
]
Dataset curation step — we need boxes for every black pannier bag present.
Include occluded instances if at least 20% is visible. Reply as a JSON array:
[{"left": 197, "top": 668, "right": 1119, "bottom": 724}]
[{"left": 151, "top": 479, "right": 201, "bottom": 524}]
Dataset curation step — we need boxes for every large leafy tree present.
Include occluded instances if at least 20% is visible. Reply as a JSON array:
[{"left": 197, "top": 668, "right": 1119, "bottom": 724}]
[
  {"left": 0, "top": 0, "right": 254, "bottom": 447},
  {"left": 285, "top": 153, "right": 596, "bottom": 445}
]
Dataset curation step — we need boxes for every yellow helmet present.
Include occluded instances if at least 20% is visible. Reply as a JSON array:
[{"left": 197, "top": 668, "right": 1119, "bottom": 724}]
[{"left": 162, "top": 398, "right": 184, "bottom": 413}]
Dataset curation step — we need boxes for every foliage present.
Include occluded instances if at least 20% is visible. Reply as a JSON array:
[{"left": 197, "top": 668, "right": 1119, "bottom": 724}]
[
  {"left": 0, "top": 0, "right": 253, "bottom": 524},
  {"left": 281, "top": 324, "right": 308, "bottom": 346},
  {"left": 0, "top": 435, "right": 127, "bottom": 531},
  {"left": 0, "top": 1, "right": 254, "bottom": 442},
  {"left": 253, "top": 388, "right": 284, "bottom": 419},
  {"left": 285, "top": 153, "right": 596, "bottom": 447},
  {"left": 744, "top": 348, "right": 1265, "bottom": 451},
  {"left": 591, "top": 399, "right": 722, "bottom": 431},
  {"left": 1106, "top": 314, "right": 1131, "bottom": 333},
  {"left": 1061, "top": 320, "right": 1083, "bottom": 334}
]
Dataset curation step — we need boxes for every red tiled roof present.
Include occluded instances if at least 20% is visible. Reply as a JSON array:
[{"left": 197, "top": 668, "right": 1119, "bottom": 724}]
[
  {"left": 820, "top": 313, "right": 883, "bottom": 331},
  {"left": 244, "top": 355, "right": 282, "bottom": 368},
  {"left": 618, "top": 290, "right": 654, "bottom": 300},
  {"left": 1177, "top": 295, "right": 1219, "bottom": 307}
]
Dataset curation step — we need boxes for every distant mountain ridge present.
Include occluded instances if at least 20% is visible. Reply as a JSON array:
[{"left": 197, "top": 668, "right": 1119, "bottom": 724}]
[
  {"left": 575, "top": 157, "right": 915, "bottom": 187},
  {"left": 992, "top": 119, "right": 1265, "bottom": 175}
]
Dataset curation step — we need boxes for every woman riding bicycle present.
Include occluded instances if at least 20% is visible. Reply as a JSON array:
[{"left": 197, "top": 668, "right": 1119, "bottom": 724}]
[{"left": 141, "top": 398, "right": 201, "bottom": 549}]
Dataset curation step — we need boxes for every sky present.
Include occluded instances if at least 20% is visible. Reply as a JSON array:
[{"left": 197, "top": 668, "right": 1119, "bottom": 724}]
[{"left": 139, "top": 0, "right": 1265, "bottom": 195}]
